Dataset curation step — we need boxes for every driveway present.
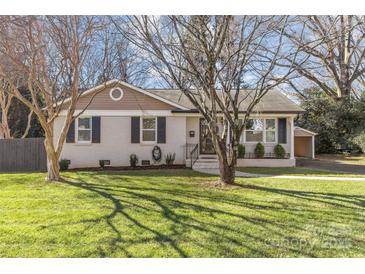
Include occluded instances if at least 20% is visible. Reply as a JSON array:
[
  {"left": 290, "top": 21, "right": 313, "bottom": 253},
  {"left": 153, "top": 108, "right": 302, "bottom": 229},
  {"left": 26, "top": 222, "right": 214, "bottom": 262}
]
[{"left": 297, "top": 158, "right": 365, "bottom": 175}]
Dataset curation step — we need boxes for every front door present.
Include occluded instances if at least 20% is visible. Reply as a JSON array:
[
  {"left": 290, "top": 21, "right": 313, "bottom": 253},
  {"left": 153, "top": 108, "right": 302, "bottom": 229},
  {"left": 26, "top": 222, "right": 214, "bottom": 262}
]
[{"left": 199, "top": 118, "right": 215, "bottom": 154}]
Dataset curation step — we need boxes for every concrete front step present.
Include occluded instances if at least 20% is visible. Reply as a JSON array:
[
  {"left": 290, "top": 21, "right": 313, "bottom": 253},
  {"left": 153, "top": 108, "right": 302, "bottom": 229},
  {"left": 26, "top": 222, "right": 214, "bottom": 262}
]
[
  {"left": 195, "top": 158, "right": 218, "bottom": 162},
  {"left": 193, "top": 164, "right": 219, "bottom": 170},
  {"left": 186, "top": 154, "right": 219, "bottom": 169},
  {"left": 192, "top": 158, "right": 219, "bottom": 169},
  {"left": 199, "top": 155, "right": 218, "bottom": 159}
]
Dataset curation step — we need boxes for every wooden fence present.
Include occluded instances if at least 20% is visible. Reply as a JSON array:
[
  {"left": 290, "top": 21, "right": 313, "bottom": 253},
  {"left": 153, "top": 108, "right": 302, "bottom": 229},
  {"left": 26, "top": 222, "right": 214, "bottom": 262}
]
[{"left": 0, "top": 138, "right": 47, "bottom": 172}]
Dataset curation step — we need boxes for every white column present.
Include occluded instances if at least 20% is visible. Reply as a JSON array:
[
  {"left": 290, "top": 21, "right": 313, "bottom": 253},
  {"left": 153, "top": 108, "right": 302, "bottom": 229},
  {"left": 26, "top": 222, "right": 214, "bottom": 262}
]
[
  {"left": 290, "top": 117, "right": 295, "bottom": 160},
  {"left": 312, "top": 135, "right": 315, "bottom": 159}
]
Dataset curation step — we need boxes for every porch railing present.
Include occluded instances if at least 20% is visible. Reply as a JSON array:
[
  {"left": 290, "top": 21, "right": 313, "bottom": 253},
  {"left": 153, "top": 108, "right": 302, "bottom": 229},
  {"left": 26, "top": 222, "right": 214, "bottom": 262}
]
[
  {"left": 184, "top": 143, "right": 199, "bottom": 168},
  {"left": 190, "top": 144, "right": 199, "bottom": 168},
  {"left": 185, "top": 143, "right": 198, "bottom": 159},
  {"left": 240, "top": 152, "right": 291, "bottom": 159}
]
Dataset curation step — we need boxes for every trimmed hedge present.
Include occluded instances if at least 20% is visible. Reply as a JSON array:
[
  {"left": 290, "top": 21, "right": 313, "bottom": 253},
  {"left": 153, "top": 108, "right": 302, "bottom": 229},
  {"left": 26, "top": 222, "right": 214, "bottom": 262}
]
[
  {"left": 274, "top": 144, "right": 286, "bottom": 159},
  {"left": 254, "top": 142, "right": 265, "bottom": 158},
  {"left": 238, "top": 144, "right": 245, "bottom": 158}
]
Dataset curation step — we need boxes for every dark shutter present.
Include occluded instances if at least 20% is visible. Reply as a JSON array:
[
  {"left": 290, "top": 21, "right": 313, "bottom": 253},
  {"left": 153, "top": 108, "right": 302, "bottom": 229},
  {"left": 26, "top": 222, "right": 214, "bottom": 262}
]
[
  {"left": 66, "top": 120, "right": 75, "bottom": 143},
  {"left": 278, "top": 118, "right": 287, "bottom": 144},
  {"left": 157, "top": 117, "right": 166, "bottom": 144},
  {"left": 92, "top": 116, "right": 101, "bottom": 143},
  {"left": 131, "top": 117, "right": 140, "bottom": 143}
]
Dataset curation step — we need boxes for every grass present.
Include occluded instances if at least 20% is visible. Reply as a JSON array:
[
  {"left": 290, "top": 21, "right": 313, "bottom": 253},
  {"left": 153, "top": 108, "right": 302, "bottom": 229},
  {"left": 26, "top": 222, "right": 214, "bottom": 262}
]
[
  {"left": 0, "top": 169, "right": 365, "bottom": 257},
  {"left": 236, "top": 167, "right": 365, "bottom": 177},
  {"left": 316, "top": 154, "right": 365, "bottom": 166}
]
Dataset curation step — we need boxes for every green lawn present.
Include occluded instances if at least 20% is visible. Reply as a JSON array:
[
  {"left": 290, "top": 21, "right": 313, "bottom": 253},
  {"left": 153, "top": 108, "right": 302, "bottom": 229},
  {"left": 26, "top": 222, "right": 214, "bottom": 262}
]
[
  {"left": 1, "top": 169, "right": 365, "bottom": 257},
  {"left": 236, "top": 167, "right": 365, "bottom": 177}
]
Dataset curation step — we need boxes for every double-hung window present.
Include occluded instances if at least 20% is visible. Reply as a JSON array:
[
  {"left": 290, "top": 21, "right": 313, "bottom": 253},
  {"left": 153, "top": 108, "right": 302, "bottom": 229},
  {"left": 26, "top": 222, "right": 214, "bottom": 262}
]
[
  {"left": 77, "top": 117, "right": 92, "bottom": 143},
  {"left": 141, "top": 117, "right": 156, "bottom": 143},
  {"left": 265, "top": 119, "right": 276, "bottom": 142},
  {"left": 243, "top": 118, "right": 276, "bottom": 143},
  {"left": 245, "top": 119, "right": 264, "bottom": 142}
]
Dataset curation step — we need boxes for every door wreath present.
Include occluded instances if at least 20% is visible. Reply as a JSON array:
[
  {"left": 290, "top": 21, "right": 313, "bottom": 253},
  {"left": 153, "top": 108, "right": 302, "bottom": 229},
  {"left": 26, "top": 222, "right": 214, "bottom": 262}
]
[{"left": 152, "top": 146, "right": 162, "bottom": 162}]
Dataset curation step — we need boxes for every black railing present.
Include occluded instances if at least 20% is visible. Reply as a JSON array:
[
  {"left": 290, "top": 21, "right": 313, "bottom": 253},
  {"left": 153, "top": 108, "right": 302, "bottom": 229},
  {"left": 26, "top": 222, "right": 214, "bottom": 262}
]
[
  {"left": 190, "top": 144, "right": 199, "bottom": 168},
  {"left": 185, "top": 143, "right": 198, "bottom": 159},
  {"left": 241, "top": 152, "right": 291, "bottom": 159}
]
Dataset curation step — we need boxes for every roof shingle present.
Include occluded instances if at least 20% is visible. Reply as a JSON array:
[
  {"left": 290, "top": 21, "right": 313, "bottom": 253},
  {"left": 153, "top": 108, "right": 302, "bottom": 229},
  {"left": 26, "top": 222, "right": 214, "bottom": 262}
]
[{"left": 146, "top": 89, "right": 304, "bottom": 113}]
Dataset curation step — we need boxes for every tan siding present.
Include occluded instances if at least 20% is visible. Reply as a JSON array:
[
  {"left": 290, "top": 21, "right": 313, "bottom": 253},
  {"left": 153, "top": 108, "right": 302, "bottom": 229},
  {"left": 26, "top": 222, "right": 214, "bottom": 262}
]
[{"left": 69, "top": 84, "right": 175, "bottom": 110}]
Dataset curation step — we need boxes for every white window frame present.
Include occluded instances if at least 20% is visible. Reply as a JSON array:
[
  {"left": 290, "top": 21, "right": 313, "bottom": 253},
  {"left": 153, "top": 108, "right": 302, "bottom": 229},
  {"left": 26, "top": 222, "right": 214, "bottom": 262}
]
[
  {"left": 140, "top": 116, "right": 157, "bottom": 144},
  {"left": 76, "top": 116, "right": 92, "bottom": 144},
  {"left": 264, "top": 118, "right": 277, "bottom": 143},
  {"left": 242, "top": 118, "right": 277, "bottom": 144},
  {"left": 244, "top": 118, "right": 264, "bottom": 143}
]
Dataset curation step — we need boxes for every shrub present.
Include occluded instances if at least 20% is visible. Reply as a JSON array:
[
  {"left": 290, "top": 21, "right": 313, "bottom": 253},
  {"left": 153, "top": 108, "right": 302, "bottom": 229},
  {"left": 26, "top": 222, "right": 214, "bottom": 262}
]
[
  {"left": 254, "top": 142, "right": 265, "bottom": 158},
  {"left": 237, "top": 144, "right": 245, "bottom": 158},
  {"left": 129, "top": 154, "right": 138, "bottom": 167},
  {"left": 165, "top": 152, "right": 176, "bottom": 166},
  {"left": 274, "top": 144, "right": 286, "bottom": 159},
  {"left": 99, "top": 160, "right": 105, "bottom": 168},
  {"left": 354, "top": 132, "right": 365, "bottom": 153},
  {"left": 59, "top": 159, "right": 70, "bottom": 171}
]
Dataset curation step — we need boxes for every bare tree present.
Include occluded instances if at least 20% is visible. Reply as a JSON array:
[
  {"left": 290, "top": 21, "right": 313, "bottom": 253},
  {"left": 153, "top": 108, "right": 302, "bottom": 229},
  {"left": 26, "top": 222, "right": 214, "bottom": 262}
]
[
  {"left": 0, "top": 53, "right": 35, "bottom": 140},
  {"left": 0, "top": 82, "right": 33, "bottom": 139},
  {"left": 92, "top": 18, "right": 152, "bottom": 87},
  {"left": 0, "top": 16, "right": 105, "bottom": 181},
  {"left": 0, "top": 81, "right": 13, "bottom": 139},
  {"left": 284, "top": 16, "right": 365, "bottom": 100},
  {"left": 122, "top": 16, "right": 297, "bottom": 184}
]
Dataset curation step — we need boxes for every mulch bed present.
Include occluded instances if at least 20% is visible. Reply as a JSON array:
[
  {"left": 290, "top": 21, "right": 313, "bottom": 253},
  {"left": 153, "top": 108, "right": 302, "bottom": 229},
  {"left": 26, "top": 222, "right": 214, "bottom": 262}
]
[{"left": 68, "top": 164, "right": 188, "bottom": 172}]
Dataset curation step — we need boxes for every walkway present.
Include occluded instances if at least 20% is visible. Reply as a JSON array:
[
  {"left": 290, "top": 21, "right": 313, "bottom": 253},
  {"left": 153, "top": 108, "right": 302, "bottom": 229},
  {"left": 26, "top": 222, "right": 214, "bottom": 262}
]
[{"left": 194, "top": 168, "right": 365, "bottom": 181}]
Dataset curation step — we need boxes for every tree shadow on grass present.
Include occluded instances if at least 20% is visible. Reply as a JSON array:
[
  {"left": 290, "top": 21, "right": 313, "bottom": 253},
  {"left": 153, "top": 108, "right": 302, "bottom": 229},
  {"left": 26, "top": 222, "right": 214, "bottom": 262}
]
[
  {"left": 61, "top": 177, "right": 190, "bottom": 257},
  {"left": 50, "top": 172, "right": 365, "bottom": 257},
  {"left": 59, "top": 175, "right": 290, "bottom": 257}
]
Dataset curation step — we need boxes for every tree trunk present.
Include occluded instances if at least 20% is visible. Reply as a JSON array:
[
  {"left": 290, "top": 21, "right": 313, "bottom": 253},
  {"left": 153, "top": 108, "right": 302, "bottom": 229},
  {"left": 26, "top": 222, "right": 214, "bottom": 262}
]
[
  {"left": 218, "top": 158, "right": 235, "bottom": 185},
  {"left": 1, "top": 112, "right": 12, "bottom": 139},
  {"left": 216, "top": 141, "right": 236, "bottom": 185},
  {"left": 213, "top": 132, "right": 237, "bottom": 185},
  {"left": 44, "top": 137, "right": 60, "bottom": 181}
]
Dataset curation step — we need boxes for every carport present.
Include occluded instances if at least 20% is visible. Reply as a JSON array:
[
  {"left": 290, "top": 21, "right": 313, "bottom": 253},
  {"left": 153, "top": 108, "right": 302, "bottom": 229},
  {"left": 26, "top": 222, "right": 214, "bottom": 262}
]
[{"left": 294, "top": 127, "right": 317, "bottom": 159}]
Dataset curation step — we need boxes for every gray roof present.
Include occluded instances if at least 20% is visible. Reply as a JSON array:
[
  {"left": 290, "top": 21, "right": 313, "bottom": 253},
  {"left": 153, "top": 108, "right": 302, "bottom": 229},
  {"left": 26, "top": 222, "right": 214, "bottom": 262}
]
[{"left": 146, "top": 89, "right": 304, "bottom": 113}]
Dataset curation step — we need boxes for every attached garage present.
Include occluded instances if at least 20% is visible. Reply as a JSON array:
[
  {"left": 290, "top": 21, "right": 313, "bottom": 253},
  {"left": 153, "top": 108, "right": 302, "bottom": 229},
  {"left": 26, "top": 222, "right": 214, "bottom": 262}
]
[{"left": 294, "top": 127, "right": 317, "bottom": 159}]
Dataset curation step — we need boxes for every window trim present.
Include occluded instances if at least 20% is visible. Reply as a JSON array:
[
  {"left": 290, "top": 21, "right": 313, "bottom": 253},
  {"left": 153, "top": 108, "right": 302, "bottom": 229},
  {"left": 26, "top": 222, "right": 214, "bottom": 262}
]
[
  {"left": 76, "top": 116, "right": 92, "bottom": 144},
  {"left": 244, "top": 118, "right": 264, "bottom": 143},
  {"left": 109, "top": 87, "right": 124, "bottom": 101},
  {"left": 140, "top": 116, "right": 157, "bottom": 144},
  {"left": 243, "top": 118, "right": 277, "bottom": 144},
  {"left": 264, "top": 118, "right": 277, "bottom": 143}
]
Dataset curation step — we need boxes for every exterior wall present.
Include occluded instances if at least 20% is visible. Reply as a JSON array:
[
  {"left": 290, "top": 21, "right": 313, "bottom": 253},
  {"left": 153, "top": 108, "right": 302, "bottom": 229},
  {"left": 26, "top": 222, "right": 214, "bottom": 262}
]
[
  {"left": 54, "top": 115, "right": 186, "bottom": 168},
  {"left": 186, "top": 117, "right": 200, "bottom": 145},
  {"left": 55, "top": 113, "right": 296, "bottom": 168},
  {"left": 66, "top": 84, "right": 175, "bottom": 111},
  {"left": 243, "top": 117, "right": 293, "bottom": 155},
  {"left": 294, "top": 136, "right": 313, "bottom": 158},
  {"left": 185, "top": 115, "right": 294, "bottom": 156},
  {"left": 237, "top": 158, "right": 295, "bottom": 167}
]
